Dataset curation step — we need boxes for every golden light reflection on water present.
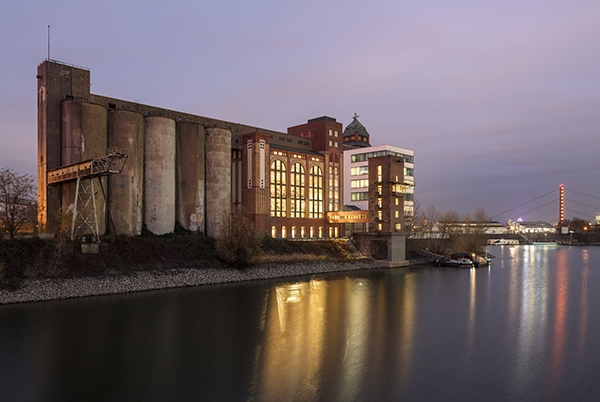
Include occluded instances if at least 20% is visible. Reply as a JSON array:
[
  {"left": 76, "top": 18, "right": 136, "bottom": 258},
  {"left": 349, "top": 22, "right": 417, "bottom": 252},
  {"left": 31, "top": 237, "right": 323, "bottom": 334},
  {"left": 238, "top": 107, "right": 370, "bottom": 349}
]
[{"left": 251, "top": 273, "right": 417, "bottom": 401}]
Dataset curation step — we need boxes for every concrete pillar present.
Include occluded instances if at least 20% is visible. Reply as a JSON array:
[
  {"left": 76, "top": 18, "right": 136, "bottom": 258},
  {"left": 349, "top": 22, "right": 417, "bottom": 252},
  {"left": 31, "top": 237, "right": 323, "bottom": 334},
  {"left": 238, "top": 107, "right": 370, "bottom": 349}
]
[
  {"left": 108, "top": 109, "right": 144, "bottom": 236},
  {"left": 144, "top": 116, "right": 176, "bottom": 235},
  {"left": 176, "top": 122, "right": 205, "bottom": 232},
  {"left": 205, "top": 127, "right": 231, "bottom": 238}
]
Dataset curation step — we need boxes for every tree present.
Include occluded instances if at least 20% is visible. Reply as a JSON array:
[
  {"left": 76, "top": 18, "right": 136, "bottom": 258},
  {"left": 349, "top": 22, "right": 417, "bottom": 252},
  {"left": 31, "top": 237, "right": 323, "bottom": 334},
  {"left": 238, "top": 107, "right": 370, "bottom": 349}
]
[
  {"left": 215, "top": 211, "right": 262, "bottom": 267},
  {"left": 0, "top": 167, "right": 36, "bottom": 239}
]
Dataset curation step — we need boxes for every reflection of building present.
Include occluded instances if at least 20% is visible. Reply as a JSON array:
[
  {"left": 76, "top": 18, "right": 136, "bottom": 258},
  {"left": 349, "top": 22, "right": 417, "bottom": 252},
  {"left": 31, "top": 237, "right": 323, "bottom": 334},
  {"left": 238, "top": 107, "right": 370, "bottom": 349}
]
[{"left": 37, "top": 59, "right": 414, "bottom": 240}]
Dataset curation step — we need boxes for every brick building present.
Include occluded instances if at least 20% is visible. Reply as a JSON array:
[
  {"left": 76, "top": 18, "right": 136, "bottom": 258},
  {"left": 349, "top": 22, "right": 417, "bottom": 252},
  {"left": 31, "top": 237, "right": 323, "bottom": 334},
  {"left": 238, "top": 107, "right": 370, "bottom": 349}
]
[{"left": 37, "top": 59, "right": 414, "bottom": 240}]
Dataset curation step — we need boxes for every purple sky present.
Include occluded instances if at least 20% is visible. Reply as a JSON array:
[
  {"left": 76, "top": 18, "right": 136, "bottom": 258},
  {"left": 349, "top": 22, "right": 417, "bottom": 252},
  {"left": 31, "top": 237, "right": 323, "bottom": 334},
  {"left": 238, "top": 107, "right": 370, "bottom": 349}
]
[{"left": 1, "top": 0, "right": 599, "bottom": 223}]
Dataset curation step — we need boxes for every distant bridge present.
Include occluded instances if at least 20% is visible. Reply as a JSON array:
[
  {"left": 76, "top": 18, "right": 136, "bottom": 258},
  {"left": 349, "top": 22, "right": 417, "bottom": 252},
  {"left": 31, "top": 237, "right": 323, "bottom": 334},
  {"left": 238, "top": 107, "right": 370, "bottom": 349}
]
[{"left": 490, "top": 185, "right": 600, "bottom": 224}]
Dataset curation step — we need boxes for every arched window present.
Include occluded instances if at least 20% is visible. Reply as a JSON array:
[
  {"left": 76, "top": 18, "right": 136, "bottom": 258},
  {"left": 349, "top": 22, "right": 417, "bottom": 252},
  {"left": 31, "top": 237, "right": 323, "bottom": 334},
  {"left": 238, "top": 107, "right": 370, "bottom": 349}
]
[
  {"left": 309, "top": 166, "right": 323, "bottom": 218},
  {"left": 290, "top": 163, "right": 305, "bottom": 218},
  {"left": 270, "top": 160, "right": 286, "bottom": 217}
]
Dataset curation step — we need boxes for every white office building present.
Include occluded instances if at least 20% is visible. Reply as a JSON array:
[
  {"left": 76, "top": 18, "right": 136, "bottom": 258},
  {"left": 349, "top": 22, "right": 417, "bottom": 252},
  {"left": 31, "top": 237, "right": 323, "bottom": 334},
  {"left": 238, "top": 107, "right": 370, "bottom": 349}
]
[{"left": 343, "top": 144, "right": 415, "bottom": 216}]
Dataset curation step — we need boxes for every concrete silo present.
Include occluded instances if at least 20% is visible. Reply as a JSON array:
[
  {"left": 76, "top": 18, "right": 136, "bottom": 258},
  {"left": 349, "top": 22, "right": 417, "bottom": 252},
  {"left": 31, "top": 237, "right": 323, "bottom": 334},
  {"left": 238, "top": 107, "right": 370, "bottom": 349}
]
[
  {"left": 144, "top": 116, "right": 176, "bottom": 235},
  {"left": 176, "top": 122, "right": 205, "bottom": 233},
  {"left": 108, "top": 109, "right": 144, "bottom": 236},
  {"left": 205, "top": 127, "right": 231, "bottom": 238},
  {"left": 60, "top": 100, "right": 108, "bottom": 236}
]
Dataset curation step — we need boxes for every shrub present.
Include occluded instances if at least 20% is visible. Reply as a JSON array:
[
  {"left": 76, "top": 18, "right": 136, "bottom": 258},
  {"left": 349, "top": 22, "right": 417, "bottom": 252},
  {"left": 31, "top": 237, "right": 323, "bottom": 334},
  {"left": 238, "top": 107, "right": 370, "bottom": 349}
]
[{"left": 215, "top": 212, "right": 262, "bottom": 268}]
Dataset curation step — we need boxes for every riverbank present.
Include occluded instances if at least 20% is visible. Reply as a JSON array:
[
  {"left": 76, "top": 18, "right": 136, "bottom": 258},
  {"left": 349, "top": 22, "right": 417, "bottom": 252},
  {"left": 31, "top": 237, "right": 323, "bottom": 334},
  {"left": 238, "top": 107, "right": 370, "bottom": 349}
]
[{"left": 0, "top": 259, "right": 383, "bottom": 305}]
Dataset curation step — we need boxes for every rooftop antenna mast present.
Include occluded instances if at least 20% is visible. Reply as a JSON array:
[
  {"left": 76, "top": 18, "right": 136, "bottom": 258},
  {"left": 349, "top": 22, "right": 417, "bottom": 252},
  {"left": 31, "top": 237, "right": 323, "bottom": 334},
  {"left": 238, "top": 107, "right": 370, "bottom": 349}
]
[{"left": 47, "top": 25, "right": 50, "bottom": 60}]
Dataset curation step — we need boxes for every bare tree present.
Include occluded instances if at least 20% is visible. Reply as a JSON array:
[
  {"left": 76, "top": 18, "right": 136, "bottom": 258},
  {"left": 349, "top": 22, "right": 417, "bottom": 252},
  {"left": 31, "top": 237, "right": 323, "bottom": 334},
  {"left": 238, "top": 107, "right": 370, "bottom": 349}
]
[
  {"left": 439, "top": 209, "right": 460, "bottom": 234},
  {"left": 0, "top": 167, "right": 36, "bottom": 239}
]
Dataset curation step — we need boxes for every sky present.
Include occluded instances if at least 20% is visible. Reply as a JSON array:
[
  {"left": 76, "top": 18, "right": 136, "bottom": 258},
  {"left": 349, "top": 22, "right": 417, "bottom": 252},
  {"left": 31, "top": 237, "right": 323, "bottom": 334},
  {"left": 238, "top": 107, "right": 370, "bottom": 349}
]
[{"left": 1, "top": 0, "right": 599, "bottom": 223}]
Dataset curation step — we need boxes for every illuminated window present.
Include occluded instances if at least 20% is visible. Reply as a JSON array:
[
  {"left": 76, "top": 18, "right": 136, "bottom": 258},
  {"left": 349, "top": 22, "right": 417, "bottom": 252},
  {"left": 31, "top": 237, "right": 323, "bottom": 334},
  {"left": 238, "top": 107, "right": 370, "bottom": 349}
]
[
  {"left": 309, "top": 166, "right": 323, "bottom": 218},
  {"left": 334, "top": 130, "right": 339, "bottom": 137},
  {"left": 395, "top": 222, "right": 402, "bottom": 231},
  {"left": 377, "top": 223, "right": 383, "bottom": 231},
  {"left": 290, "top": 163, "right": 305, "bottom": 218},
  {"left": 350, "top": 179, "right": 369, "bottom": 188},
  {"left": 301, "top": 226, "right": 305, "bottom": 238},
  {"left": 350, "top": 166, "right": 369, "bottom": 176},
  {"left": 377, "top": 210, "right": 383, "bottom": 220},
  {"left": 291, "top": 226, "right": 296, "bottom": 238},
  {"left": 270, "top": 160, "right": 287, "bottom": 217},
  {"left": 282, "top": 226, "right": 287, "bottom": 238},
  {"left": 271, "top": 226, "right": 277, "bottom": 238},
  {"left": 395, "top": 210, "right": 399, "bottom": 218},
  {"left": 318, "top": 226, "right": 323, "bottom": 238},
  {"left": 310, "top": 226, "right": 314, "bottom": 237},
  {"left": 351, "top": 192, "right": 368, "bottom": 201},
  {"left": 377, "top": 165, "right": 382, "bottom": 182},
  {"left": 395, "top": 198, "right": 399, "bottom": 206}
]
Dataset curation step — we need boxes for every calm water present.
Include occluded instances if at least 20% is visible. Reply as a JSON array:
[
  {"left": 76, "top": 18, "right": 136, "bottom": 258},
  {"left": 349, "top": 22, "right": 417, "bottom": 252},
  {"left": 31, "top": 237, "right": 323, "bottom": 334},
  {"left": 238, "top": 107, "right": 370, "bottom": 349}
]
[{"left": 1, "top": 246, "right": 600, "bottom": 401}]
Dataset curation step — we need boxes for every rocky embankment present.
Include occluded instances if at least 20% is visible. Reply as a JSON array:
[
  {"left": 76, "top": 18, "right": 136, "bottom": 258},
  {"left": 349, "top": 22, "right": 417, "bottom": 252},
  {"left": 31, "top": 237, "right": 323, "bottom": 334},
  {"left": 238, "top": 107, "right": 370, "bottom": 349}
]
[{"left": 0, "top": 259, "right": 382, "bottom": 305}]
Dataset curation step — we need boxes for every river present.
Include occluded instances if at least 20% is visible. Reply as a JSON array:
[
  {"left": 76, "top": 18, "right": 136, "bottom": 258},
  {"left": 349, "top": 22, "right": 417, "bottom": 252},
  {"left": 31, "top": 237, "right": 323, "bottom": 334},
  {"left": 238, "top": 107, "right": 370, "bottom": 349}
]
[{"left": 1, "top": 245, "right": 599, "bottom": 401}]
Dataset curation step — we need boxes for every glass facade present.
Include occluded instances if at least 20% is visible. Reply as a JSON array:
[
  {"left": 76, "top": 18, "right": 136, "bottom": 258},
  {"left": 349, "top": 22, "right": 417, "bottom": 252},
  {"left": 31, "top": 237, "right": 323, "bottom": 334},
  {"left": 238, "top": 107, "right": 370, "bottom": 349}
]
[
  {"left": 290, "top": 163, "right": 305, "bottom": 218},
  {"left": 270, "top": 160, "right": 287, "bottom": 217},
  {"left": 309, "top": 166, "right": 323, "bottom": 218}
]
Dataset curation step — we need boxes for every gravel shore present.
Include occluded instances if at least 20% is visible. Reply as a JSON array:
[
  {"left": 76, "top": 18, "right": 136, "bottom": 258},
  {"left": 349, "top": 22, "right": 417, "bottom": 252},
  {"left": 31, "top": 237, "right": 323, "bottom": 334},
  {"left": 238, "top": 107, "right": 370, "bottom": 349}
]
[{"left": 0, "top": 259, "right": 384, "bottom": 305}]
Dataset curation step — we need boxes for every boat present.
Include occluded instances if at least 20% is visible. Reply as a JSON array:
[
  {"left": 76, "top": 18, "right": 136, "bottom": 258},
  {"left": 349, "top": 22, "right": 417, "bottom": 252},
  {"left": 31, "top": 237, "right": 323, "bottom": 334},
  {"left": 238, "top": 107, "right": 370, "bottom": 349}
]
[
  {"left": 445, "top": 257, "right": 474, "bottom": 268},
  {"left": 435, "top": 252, "right": 491, "bottom": 268},
  {"left": 487, "top": 239, "right": 520, "bottom": 245}
]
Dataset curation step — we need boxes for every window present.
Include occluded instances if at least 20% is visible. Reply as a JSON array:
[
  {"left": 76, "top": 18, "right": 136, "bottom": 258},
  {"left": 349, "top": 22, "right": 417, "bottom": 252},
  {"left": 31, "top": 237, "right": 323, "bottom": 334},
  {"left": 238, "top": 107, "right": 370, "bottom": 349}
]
[
  {"left": 282, "top": 226, "right": 287, "bottom": 238},
  {"left": 329, "top": 129, "right": 333, "bottom": 136},
  {"left": 405, "top": 168, "right": 414, "bottom": 177},
  {"left": 377, "top": 165, "right": 382, "bottom": 182},
  {"left": 291, "top": 226, "right": 296, "bottom": 238},
  {"left": 395, "top": 210, "right": 399, "bottom": 218},
  {"left": 351, "top": 192, "right": 368, "bottom": 201},
  {"left": 350, "top": 166, "right": 369, "bottom": 176},
  {"left": 318, "top": 226, "right": 323, "bottom": 238},
  {"left": 270, "top": 160, "right": 287, "bottom": 217},
  {"left": 395, "top": 198, "right": 399, "bottom": 206},
  {"left": 395, "top": 222, "right": 402, "bottom": 231},
  {"left": 290, "top": 163, "right": 305, "bottom": 218},
  {"left": 309, "top": 166, "right": 323, "bottom": 218},
  {"left": 329, "top": 140, "right": 333, "bottom": 147},
  {"left": 271, "top": 226, "right": 277, "bottom": 238},
  {"left": 334, "top": 130, "right": 339, "bottom": 137},
  {"left": 310, "top": 226, "right": 314, "bottom": 237},
  {"left": 350, "top": 179, "right": 369, "bottom": 188}
]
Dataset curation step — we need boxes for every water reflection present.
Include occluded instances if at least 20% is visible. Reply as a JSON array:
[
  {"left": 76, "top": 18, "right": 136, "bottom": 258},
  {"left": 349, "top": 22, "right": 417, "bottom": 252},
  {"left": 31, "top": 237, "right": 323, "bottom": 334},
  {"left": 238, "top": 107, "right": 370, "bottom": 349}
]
[
  {"left": 2, "top": 247, "right": 600, "bottom": 401},
  {"left": 252, "top": 273, "right": 417, "bottom": 401}
]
